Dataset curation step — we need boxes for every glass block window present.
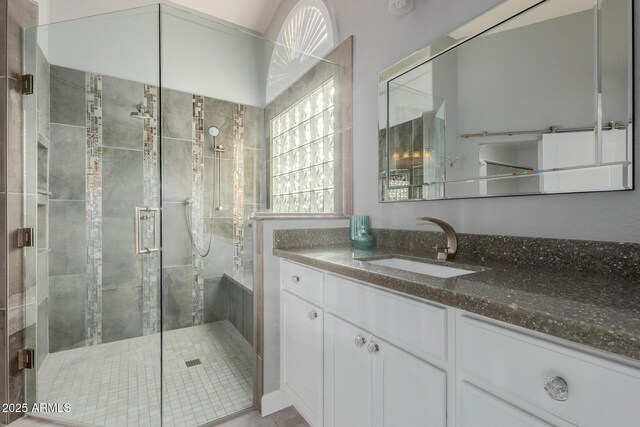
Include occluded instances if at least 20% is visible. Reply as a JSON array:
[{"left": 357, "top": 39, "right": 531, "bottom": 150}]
[{"left": 271, "top": 78, "right": 336, "bottom": 213}]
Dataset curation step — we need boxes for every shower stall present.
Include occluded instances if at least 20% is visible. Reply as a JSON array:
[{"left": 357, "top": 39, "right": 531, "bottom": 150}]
[{"left": 13, "top": 3, "right": 345, "bottom": 426}]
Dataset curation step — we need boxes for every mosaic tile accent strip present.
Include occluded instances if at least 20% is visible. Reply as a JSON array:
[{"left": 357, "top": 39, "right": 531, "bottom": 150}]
[
  {"left": 192, "top": 95, "right": 205, "bottom": 326},
  {"left": 143, "top": 84, "right": 160, "bottom": 336},
  {"left": 233, "top": 104, "right": 245, "bottom": 274},
  {"left": 85, "top": 73, "right": 103, "bottom": 346}
]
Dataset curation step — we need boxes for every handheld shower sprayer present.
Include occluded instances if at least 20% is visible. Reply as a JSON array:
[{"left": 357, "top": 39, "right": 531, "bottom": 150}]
[
  {"left": 185, "top": 126, "right": 226, "bottom": 258},
  {"left": 209, "top": 126, "right": 225, "bottom": 212}
]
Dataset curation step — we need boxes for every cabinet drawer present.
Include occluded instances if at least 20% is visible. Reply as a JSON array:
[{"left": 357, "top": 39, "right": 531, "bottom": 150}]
[
  {"left": 281, "top": 260, "right": 324, "bottom": 306},
  {"left": 325, "top": 274, "right": 447, "bottom": 362},
  {"left": 459, "top": 382, "right": 555, "bottom": 427},
  {"left": 459, "top": 316, "right": 640, "bottom": 427}
]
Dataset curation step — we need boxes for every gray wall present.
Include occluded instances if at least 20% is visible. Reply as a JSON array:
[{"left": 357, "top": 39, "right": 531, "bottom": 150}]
[
  {"left": 36, "top": 45, "right": 51, "bottom": 373},
  {"left": 48, "top": 67, "right": 262, "bottom": 351},
  {"left": 162, "top": 89, "right": 263, "bottom": 332},
  {"left": 427, "top": 9, "right": 608, "bottom": 190},
  {"left": 455, "top": 10, "right": 595, "bottom": 134},
  {"left": 43, "top": 3, "right": 269, "bottom": 107},
  {"left": 204, "top": 276, "right": 253, "bottom": 346},
  {"left": 265, "top": 0, "right": 640, "bottom": 243}
]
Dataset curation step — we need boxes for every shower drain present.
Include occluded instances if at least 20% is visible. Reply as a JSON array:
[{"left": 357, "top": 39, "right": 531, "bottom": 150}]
[{"left": 185, "top": 359, "right": 202, "bottom": 368}]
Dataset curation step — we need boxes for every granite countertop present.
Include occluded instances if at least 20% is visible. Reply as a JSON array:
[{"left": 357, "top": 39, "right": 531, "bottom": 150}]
[{"left": 274, "top": 244, "right": 640, "bottom": 362}]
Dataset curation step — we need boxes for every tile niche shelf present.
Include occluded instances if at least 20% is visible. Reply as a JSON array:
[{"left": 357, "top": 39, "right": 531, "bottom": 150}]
[{"left": 37, "top": 132, "right": 49, "bottom": 254}]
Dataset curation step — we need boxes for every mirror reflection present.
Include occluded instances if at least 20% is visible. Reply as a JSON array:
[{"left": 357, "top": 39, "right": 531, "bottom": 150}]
[{"left": 379, "top": 0, "right": 632, "bottom": 201}]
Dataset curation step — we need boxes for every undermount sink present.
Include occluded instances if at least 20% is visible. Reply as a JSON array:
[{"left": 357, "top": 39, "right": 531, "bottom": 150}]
[{"left": 367, "top": 258, "right": 476, "bottom": 278}]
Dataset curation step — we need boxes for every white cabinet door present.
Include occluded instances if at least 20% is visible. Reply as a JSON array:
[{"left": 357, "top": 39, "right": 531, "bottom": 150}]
[
  {"left": 459, "top": 382, "right": 555, "bottom": 427},
  {"left": 324, "top": 314, "right": 372, "bottom": 427},
  {"left": 283, "top": 291, "right": 323, "bottom": 425},
  {"left": 371, "top": 336, "right": 446, "bottom": 427}
]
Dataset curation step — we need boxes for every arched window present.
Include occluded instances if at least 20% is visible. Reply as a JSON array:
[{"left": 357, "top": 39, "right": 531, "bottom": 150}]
[{"left": 266, "top": 0, "right": 337, "bottom": 104}]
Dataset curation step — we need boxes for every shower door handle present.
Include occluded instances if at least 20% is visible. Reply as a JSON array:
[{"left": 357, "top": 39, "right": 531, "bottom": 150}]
[{"left": 135, "top": 207, "right": 161, "bottom": 255}]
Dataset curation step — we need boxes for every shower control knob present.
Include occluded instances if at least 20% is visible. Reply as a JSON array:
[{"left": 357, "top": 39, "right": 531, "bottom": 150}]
[
  {"left": 291, "top": 275, "right": 300, "bottom": 284},
  {"left": 308, "top": 311, "right": 318, "bottom": 320},
  {"left": 354, "top": 335, "right": 366, "bottom": 348}
]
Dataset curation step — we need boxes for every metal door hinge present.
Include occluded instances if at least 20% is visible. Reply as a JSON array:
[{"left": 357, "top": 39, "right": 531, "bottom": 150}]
[
  {"left": 17, "top": 227, "right": 35, "bottom": 248},
  {"left": 21, "top": 74, "right": 34, "bottom": 95},
  {"left": 18, "top": 348, "right": 35, "bottom": 370}
]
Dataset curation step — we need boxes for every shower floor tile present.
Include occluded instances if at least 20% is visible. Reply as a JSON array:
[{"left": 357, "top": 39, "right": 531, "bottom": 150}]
[{"left": 37, "top": 320, "right": 253, "bottom": 427}]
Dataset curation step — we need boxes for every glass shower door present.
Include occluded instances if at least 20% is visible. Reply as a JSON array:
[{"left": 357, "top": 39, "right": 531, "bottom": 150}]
[
  {"left": 24, "top": 6, "right": 163, "bottom": 426},
  {"left": 159, "top": 6, "right": 260, "bottom": 425}
]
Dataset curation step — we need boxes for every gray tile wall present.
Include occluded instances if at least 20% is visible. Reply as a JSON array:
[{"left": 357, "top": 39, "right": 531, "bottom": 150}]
[
  {"left": 103, "top": 76, "right": 144, "bottom": 150},
  {"left": 161, "top": 92, "right": 262, "bottom": 333},
  {"left": 50, "top": 66, "right": 85, "bottom": 126},
  {"left": 36, "top": 298, "right": 48, "bottom": 371},
  {"left": 49, "top": 66, "right": 150, "bottom": 349},
  {"left": 36, "top": 47, "right": 50, "bottom": 141},
  {"left": 102, "top": 287, "right": 143, "bottom": 343},
  {"left": 47, "top": 69, "right": 263, "bottom": 351},
  {"left": 204, "top": 276, "right": 253, "bottom": 345},
  {"left": 101, "top": 134, "right": 145, "bottom": 344},
  {"left": 160, "top": 90, "right": 194, "bottom": 332},
  {"left": 161, "top": 91, "right": 193, "bottom": 330},
  {"left": 48, "top": 200, "right": 86, "bottom": 277},
  {"left": 162, "top": 266, "right": 193, "bottom": 331},
  {"left": 49, "top": 124, "right": 85, "bottom": 200},
  {"left": 48, "top": 67, "right": 88, "bottom": 364},
  {"left": 36, "top": 37, "right": 51, "bottom": 390},
  {"left": 49, "top": 274, "right": 87, "bottom": 352}
]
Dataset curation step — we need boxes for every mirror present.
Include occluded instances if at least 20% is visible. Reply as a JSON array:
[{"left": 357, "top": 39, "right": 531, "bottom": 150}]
[{"left": 379, "top": 0, "right": 633, "bottom": 201}]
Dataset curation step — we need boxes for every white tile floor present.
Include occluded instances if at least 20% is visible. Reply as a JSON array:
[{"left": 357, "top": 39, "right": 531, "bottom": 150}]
[{"left": 37, "top": 321, "right": 253, "bottom": 427}]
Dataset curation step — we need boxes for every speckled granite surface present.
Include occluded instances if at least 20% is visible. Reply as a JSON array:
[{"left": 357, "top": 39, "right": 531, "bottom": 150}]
[
  {"left": 273, "top": 229, "right": 640, "bottom": 362},
  {"left": 273, "top": 228, "right": 350, "bottom": 249},
  {"left": 371, "top": 229, "right": 640, "bottom": 279}
]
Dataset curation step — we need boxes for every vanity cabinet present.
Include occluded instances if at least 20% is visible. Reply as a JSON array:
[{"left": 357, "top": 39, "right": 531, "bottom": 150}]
[
  {"left": 281, "top": 259, "right": 325, "bottom": 427},
  {"left": 323, "top": 314, "right": 447, "bottom": 427},
  {"left": 282, "top": 291, "right": 323, "bottom": 424},
  {"left": 278, "top": 259, "right": 640, "bottom": 427},
  {"left": 458, "top": 316, "right": 640, "bottom": 427},
  {"left": 281, "top": 260, "right": 446, "bottom": 427},
  {"left": 324, "top": 314, "right": 373, "bottom": 427},
  {"left": 371, "top": 335, "right": 446, "bottom": 427}
]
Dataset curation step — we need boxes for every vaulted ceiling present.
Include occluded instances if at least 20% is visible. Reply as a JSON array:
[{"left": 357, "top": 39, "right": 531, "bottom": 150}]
[
  {"left": 169, "top": 0, "right": 283, "bottom": 33},
  {"left": 41, "top": 0, "right": 284, "bottom": 34}
]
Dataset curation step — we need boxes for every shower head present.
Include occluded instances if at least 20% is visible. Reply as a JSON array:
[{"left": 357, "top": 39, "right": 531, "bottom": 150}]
[
  {"left": 130, "top": 104, "right": 152, "bottom": 120},
  {"left": 208, "top": 126, "right": 220, "bottom": 137}
]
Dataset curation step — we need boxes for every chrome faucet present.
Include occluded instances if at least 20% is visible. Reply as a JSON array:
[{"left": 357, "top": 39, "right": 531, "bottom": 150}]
[{"left": 417, "top": 217, "right": 458, "bottom": 261}]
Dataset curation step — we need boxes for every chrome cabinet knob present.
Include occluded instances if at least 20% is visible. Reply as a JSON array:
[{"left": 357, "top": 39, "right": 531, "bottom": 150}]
[
  {"left": 308, "top": 310, "right": 318, "bottom": 320},
  {"left": 544, "top": 376, "right": 569, "bottom": 401},
  {"left": 291, "top": 275, "right": 300, "bottom": 284},
  {"left": 367, "top": 342, "right": 380, "bottom": 355},
  {"left": 354, "top": 335, "right": 366, "bottom": 348}
]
